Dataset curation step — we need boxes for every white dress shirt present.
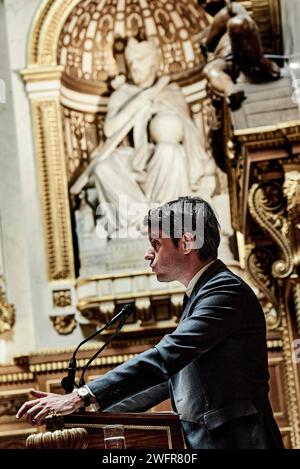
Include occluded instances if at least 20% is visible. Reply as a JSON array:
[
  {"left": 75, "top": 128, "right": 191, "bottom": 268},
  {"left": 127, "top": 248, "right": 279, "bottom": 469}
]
[{"left": 185, "top": 260, "right": 215, "bottom": 297}]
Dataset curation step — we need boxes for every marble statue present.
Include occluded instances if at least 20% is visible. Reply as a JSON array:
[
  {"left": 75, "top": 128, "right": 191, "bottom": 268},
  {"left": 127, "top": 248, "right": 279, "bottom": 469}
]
[
  {"left": 71, "top": 37, "right": 236, "bottom": 276},
  {"left": 72, "top": 38, "right": 215, "bottom": 237}
]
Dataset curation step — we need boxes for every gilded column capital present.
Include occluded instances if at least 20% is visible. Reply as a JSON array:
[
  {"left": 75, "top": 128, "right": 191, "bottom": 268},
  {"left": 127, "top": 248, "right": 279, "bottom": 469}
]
[{"left": 21, "top": 65, "right": 65, "bottom": 84}]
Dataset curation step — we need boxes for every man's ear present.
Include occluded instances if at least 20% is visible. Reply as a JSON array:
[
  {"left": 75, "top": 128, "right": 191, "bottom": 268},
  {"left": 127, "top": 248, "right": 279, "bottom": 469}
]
[{"left": 181, "top": 232, "right": 195, "bottom": 254}]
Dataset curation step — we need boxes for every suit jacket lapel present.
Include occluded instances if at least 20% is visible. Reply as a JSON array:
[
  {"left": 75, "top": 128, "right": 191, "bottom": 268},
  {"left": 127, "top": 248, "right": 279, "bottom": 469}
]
[
  {"left": 182, "top": 293, "right": 189, "bottom": 310},
  {"left": 181, "top": 259, "right": 228, "bottom": 321}
]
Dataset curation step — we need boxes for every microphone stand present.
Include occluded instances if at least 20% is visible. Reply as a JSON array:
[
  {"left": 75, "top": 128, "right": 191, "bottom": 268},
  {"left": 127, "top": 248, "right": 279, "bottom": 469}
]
[
  {"left": 61, "top": 304, "right": 132, "bottom": 393},
  {"left": 78, "top": 311, "right": 129, "bottom": 387}
]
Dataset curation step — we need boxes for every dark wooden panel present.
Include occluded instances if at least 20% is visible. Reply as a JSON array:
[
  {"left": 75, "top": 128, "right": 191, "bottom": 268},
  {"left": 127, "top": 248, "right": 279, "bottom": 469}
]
[
  {"left": 64, "top": 411, "right": 185, "bottom": 449},
  {"left": 268, "top": 351, "right": 292, "bottom": 448},
  {"left": 268, "top": 355, "right": 288, "bottom": 421},
  {"left": 84, "top": 426, "right": 170, "bottom": 449}
]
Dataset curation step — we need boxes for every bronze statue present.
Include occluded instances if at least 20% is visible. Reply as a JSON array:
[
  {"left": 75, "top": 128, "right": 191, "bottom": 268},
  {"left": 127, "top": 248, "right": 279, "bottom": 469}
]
[{"left": 198, "top": 0, "right": 280, "bottom": 109}]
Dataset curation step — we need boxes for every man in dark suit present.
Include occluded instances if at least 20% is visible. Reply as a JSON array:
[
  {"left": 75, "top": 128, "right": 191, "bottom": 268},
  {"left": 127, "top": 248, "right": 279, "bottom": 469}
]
[{"left": 16, "top": 197, "right": 283, "bottom": 448}]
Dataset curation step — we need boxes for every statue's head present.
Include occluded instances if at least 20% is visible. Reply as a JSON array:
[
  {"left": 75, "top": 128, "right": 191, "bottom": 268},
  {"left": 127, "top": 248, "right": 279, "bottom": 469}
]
[
  {"left": 197, "top": 0, "right": 226, "bottom": 16},
  {"left": 125, "top": 37, "right": 161, "bottom": 88}
]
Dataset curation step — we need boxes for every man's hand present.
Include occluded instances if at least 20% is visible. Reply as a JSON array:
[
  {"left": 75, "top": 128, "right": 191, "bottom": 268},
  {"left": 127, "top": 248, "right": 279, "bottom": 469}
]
[{"left": 16, "top": 388, "right": 83, "bottom": 426}]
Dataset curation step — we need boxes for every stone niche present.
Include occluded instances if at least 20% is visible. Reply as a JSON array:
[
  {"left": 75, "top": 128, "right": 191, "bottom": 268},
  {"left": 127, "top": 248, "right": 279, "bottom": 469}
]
[{"left": 22, "top": 0, "right": 220, "bottom": 332}]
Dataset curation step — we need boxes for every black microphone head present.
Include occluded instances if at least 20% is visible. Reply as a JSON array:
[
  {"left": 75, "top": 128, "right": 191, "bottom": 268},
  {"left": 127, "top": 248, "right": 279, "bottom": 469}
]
[
  {"left": 79, "top": 377, "right": 85, "bottom": 387},
  {"left": 61, "top": 376, "right": 69, "bottom": 392},
  {"left": 61, "top": 357, "right": 77, "bottom": 393},
  {"left": 119, "top": 304, "right": 133, "bottom": 322},
  {"left": 122, "top": 304, "right": 132, "bottom": 315}
]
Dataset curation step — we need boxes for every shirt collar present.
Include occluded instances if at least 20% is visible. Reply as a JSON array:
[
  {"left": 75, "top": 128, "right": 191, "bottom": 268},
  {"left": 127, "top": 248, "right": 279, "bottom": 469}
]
[{"left": 185, "top": 260, "right": 215, "bottom": 297}]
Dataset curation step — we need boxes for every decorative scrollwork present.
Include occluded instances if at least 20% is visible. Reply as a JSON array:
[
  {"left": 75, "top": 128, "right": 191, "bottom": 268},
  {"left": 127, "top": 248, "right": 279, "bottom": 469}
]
[
  {"left": 50, "top": 314, "right": 77, "bottom": 335},
  {"left": 248, "top": 181, "right": 293, "bottom": 279},
  {"left": 245, "top": 246, "right": 280, "bottom": 329}
]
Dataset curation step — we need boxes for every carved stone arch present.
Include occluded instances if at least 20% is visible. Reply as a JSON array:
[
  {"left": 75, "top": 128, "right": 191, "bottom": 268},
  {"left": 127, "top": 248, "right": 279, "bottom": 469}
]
[{"left": 28, "top": 0, "right": 82, "bottom": 66}]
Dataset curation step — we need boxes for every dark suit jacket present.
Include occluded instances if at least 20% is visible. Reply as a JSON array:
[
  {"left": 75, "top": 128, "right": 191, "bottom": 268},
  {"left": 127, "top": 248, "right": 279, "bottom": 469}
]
[{"left": 88, "top": 259, "right": 284, "bottom": 449}]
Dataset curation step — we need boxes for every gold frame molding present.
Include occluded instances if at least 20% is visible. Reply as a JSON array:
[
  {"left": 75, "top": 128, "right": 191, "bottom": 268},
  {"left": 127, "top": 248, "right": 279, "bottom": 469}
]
[
  {"left": 27, "top": 0, "right": 81, "bottom": 66},
  {"left": 21, "top": 0, "right": 84, "bottom": 280}
]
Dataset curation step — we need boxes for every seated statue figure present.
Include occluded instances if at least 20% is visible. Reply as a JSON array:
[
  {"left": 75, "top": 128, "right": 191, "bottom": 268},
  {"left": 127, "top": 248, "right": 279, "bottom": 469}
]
[
  {"left": 72, "top": 37, "right": 215, "bottom": 237},
  {"left": 198, "top": 0, "right": 280, "bottom": 109}
]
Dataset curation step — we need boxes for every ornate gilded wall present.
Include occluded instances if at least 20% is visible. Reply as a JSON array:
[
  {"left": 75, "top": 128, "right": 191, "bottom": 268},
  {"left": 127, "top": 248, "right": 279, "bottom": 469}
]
[
  {"left": 21, "top": 0, "right": 211, "bottom": 336},
  {"left": 1, "top": 0, "right": 299, "bottom": 449}
]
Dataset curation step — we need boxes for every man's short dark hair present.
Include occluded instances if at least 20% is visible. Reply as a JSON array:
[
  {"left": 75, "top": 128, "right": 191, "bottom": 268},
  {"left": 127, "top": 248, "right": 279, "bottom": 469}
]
[{"left": 144, "top": 196, "right": 220, "bottom": 262}]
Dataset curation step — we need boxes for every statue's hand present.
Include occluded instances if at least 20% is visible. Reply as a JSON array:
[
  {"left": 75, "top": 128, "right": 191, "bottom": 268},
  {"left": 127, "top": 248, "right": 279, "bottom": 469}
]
[
  {"left": 139, "top": 75, "right": 170, "bottom": 103},
  {"left": 139, "top": 87, "right": 157, "bottom": 105}
]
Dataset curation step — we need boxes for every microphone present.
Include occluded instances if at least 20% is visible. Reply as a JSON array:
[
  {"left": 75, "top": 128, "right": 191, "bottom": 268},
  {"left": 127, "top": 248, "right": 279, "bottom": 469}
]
[{"left": 61, "top": 304, "right": 132, "bottom": 393}]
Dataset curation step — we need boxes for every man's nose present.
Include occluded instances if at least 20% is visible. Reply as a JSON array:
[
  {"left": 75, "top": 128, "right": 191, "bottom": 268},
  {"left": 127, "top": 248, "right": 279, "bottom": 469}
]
[{"left": 144, "top": 246, "right": 154, "bottom": 260}]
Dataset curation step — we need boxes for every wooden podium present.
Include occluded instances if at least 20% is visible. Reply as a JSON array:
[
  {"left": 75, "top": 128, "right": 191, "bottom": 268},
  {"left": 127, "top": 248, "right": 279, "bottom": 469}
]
[{"left": 63, "top": 411, "right": 185, "bottom": 449}]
